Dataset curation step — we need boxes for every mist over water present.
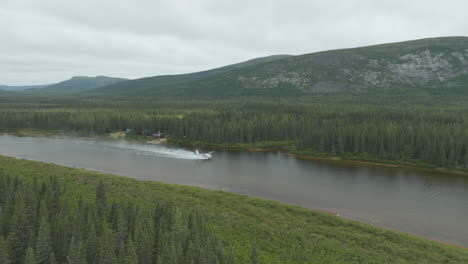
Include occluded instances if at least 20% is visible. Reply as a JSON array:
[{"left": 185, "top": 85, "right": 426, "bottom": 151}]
[{"left": 95, "top": 140, "right": 209, "bottom": 160}]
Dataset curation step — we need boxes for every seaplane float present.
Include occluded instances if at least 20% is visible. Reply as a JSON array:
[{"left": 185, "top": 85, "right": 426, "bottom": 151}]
[{"left": 195, "top": 149, "right": 214, "bottom": 159}]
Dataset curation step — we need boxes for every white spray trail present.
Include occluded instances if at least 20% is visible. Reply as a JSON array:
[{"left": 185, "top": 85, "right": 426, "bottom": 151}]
[{"left": 96, "top": 141, "right": 209, "bottom": 160}]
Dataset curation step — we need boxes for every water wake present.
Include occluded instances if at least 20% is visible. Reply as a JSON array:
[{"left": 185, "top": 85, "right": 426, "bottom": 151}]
[{"left": 96, "top": 141, "right": 208, "bottom": 160}]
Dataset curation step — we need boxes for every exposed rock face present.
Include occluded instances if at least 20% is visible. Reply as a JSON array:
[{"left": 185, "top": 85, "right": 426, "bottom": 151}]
[
  {"left": 452, "top": 52, "right": 467, "bottom": 65},
  {"left": 239, "top": 72, "right": 309, "bottom": 89},
  {"left": 366, "top": 50, "right": 468, "bottom": 85},
  {"left": 237, "top": 47, "right": 468, "bottom": 93}
]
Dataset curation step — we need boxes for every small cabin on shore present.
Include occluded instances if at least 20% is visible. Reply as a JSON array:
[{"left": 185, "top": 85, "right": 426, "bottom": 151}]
[
  {"left": 125, "top": 128, "right": 135, "bottom": 135},
  {"left": 151, "top": 131, "right": 165, "bottom": 139}
]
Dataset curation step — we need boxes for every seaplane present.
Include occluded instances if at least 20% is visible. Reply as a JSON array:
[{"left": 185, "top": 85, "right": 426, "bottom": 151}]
[{"left": 195, "top": 149, "right": 214, "bottom": 159}]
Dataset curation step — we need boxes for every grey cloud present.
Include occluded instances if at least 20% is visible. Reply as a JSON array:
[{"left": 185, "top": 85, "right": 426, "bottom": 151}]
[{"left": 1, "top": 0, "right": 467, "bottom": 85}]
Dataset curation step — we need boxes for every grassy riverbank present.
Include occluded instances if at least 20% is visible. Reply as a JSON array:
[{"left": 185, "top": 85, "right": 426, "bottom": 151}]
[{"left": 0, "top": 155, "right": 467, "bottom": 263}]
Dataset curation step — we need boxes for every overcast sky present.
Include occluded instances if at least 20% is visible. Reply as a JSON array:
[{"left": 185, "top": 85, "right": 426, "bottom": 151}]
[{"left": 1, "top": 0, "right": 467, "bottom": 85}]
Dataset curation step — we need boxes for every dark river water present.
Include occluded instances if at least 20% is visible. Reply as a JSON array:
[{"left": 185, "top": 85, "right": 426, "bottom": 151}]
[{"left": 0, "top": 135, "right": 467, "bottom": 246}]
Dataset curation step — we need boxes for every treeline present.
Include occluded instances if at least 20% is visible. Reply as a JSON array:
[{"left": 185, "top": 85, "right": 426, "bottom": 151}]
[
  {"left": 0, "top": 172, "right": 238, "bottom": 264},
  {"left": 1, "top": 100, "right": 468, "bottom": 169}
]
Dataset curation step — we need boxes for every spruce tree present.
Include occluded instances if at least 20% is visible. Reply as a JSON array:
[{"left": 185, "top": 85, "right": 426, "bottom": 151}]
[
  {"left": 118, "top": 240, "right": 126, "bottom": 262},
  {"left": 114, "top": 210, "right": 128, "bottom": 252},
  {"left": 0, "top": 236, "right": 11, "bottom": 264},
  {"left": 97, "top": 224, "right": 116, "bottom": 264},
  {"left": 135, "top": 221, "right": 153, "bottom": 264},
  {"left": 158, "top": 235, "right": 177, "bottom": 264},
  {"left": 35, "top": 216, "right": 57, "bottom": 264},
  {"left": 67, "top": 237, "right": 87, "bottom": 264},
  {"left": 123, "top": 237, "right": 138, "bottom": 264},
  {"left": 23, "top": 246, "right": 36, "bottom": 264},
  {"left": 250, "top": 243, "right": 260, "bottom": 264},
  {"left": 226, "top": 249, "right": 236, "bottom": 264},
  {"left": 7, "top": 192, "right": 29, "bottom": 264},
  {"left": 463, "top": 146, "right": 468, "bottom": 168},
  {"left": 95, "top": 182, "right": 107, "bottom": 216},
  {"left": 85, "top": 224, "right": 97, "bottom": 264}
]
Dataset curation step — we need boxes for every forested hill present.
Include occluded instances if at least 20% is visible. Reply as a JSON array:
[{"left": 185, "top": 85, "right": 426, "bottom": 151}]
[
  {"left": 88, "top": 55, "right": 291, "bottom": 97},
  {"left": 35, "top": 76, "right": 128, "bottom": 93},
  {"left": 0, "top": 84, "right": 51, "bottom": 91},
  {"left": 86, "top": 36, "right": 468, "bottom": 99}
]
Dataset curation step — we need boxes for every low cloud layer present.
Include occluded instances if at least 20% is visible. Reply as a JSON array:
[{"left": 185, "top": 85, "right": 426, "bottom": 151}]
[{"left": 1, "top": 0, "right": 467, "bottom": 85}]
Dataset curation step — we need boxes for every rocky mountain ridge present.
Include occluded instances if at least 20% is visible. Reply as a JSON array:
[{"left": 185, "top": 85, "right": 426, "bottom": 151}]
[{"left": 234, "top": 38, "right": 468, "bottom": 94}]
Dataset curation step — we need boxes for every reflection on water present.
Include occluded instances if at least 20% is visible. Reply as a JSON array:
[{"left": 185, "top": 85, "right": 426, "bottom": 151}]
[{"left": 0, "top": 135, "right": 467, "bottom": 246}]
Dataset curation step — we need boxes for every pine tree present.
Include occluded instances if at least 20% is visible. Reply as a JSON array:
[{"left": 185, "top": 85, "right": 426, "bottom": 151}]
[
  {"left": 378, "top": 137, "right": 386, "bottom": 157},
  {"left": 123, "top": 237, "right": 138, "bottom": 264},
  {"left": 46, "top": 177, "right": 61, "bottom": 219},
  {"left": 250, "top": 243, "right": 260, "bottom": 264},
  {"left": 96, "top": 182, "right": 107, "bottom": 216},
  {"left": 23, "top": 188, "right": 38, "bottom": 249},
  {"left": 0, "top": 236, "right": 11, "bottom": 264},
  {"left": 23, "top": 246, "right": 36, "bottom": 264},
  {"left": 113, "top": 210, "right": 128, "bottom": 252},
  {"left": 463, "top": 146, "right": 468, "bottom": 168},
  {"left": 215, "top": 241, "right": 226, "bottom": 263},
  {"left": 118, "top": 240, "right": 126, "bottom": 262},
  {"left": 7, "top": 191, "right": 29, "bottom": 264},
  {"left": 97, "top": 225, "right": 116, "bottom": 264},
  {"left": 158, "top": 235, "right": 177, "bottom": 264},
  {"left": 134, "top": 221, "right": 153, "bottom": 264},
  {"left": 226, "top": 249, "right": 236, "bottom": 264},
  {"left": 85, "top": 224, "right": 98, "bottom": 264},
  {"left": 67, "top": 237, "right": 87, "bottom": 264},
  {"left": 35, "top": 216, "right": 57, "bottom": 264},
  {"left": 438, "top": 143, "right": 447, "bottom": 167},
  {"left": 38, "top": 200, "right": 50, "bottom": 224}
]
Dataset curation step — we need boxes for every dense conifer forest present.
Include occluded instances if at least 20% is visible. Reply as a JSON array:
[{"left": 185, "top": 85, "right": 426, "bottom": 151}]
[
  {"left": 0, "top": 156, "right": 467, "bottom": 263},
  {"left": 1, "top": 96, "right": 467, "bottom": 171},
  {"left": 0, "top": 169, "right": 235, "bottom": 264}
]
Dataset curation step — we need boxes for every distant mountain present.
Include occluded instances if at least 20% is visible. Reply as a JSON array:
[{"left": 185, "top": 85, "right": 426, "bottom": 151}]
[
  {"left": 232, "top": 36, "right": 468, "bottom": 95},
  {"left": 88, "top": 37, "right": 468, "bottom": 99},
  {"left": 87, "top": 55, "right": 292, "bottom": 97},
  {"left": 39, "top": 76, "right": 128, "bottom": 93},
  {"left": 0, "top": 84, "right": 52, "bottom": 91}
]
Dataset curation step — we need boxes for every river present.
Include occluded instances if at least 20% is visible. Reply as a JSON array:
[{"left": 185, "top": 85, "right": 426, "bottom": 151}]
[{"left": 0, "top": 135, "right": 467, "bottom": 246}]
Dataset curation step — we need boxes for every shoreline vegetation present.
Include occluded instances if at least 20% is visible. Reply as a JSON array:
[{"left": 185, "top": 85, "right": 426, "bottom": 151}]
[
  {"left": 0, "top": 155, "right": 467, "bottom": 263},
  {"left": 1, "top": 98, "right": 467, "bottom": 176},
  {"left": 2, "top": 128, "right": 468, "bottom": 177},
  {"left": 167, "top": 138, "right": 468, "bottom": 176}
]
